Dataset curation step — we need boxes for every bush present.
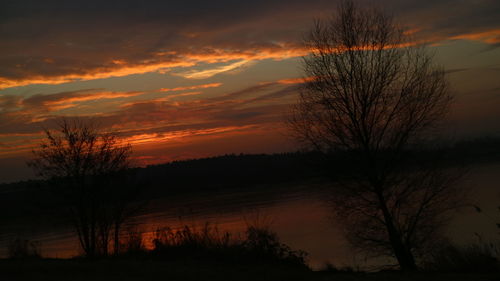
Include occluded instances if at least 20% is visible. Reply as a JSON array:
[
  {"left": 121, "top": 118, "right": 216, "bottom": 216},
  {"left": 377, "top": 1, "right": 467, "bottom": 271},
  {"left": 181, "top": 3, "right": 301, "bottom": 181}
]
[
  {"left": 148, "top": 223, "right": 308, "bottom": 267},
  {"left": 244, "top": 226, "right": 307, "bottom": 265},
  {"left": 152, "top": 223, "right": 232, "bottom": 253},
  {"left": 425, "top": 242, "right": 500, "bottom": 272},
  {"left": 318, "top": 262, "right": 355, "bottom": 273},
  {"left": 120, "top": 227, "right": 146, "bottom": 254},
  {"left": 7, "top": 238, "right": 41, "bottom": 259}
]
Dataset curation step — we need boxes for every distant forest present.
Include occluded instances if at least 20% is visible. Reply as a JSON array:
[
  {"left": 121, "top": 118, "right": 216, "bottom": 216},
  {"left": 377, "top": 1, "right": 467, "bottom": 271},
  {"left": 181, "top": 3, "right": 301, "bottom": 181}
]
[
  {"left": 2, "top": 136, "right": 500, "bottom": 193},
  {"left": 0, "top": 136, "right": 499, "bottom": 233}
]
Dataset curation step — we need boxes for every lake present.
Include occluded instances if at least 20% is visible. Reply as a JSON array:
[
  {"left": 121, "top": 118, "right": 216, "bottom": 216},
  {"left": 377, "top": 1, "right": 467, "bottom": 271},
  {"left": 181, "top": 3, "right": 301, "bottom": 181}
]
[{"left": 1, "top": 163, "right": 499, "bottom": 269}]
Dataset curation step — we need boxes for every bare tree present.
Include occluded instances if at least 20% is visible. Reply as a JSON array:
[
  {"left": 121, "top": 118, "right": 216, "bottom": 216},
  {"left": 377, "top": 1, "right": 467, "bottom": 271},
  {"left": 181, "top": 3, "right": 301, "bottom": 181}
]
[
  {"left": 28, "top": 118, "right": 139, "bottom": 257},
  {"left": 288, "top": 0, "right": 464, "bottom": 270}
]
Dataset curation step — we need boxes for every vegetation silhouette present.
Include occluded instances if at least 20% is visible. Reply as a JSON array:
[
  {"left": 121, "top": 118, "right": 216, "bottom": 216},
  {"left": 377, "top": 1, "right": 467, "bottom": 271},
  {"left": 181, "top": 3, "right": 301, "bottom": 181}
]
[
  {"left": 424, "top": 241, "right": 500, "bottom": 273},
  {"left": 26, "top": 118, "right": 143, "bottom": 257},
  {"left": 0, "top": 138, "right": 500, "bottom": 279},
  {"left": 7, "top": 238, "right": 41, "bottom": 259},
  {"left": 1, "top": 137, "right": 499, "bottom": 223},
  {"left": 146, "top": 223, "right": 307, "bottom": 267},
  {"left": 288, "top": 0, "right": 466, "bottom": 270}
]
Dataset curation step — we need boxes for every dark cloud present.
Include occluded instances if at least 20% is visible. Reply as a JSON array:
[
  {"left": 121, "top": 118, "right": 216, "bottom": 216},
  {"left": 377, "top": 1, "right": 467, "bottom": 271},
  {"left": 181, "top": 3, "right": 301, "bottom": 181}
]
[
  {"left": 249, "top": 85, "right": 299, "bottom": 103},
  {"left": 1, "top": 0, "right": 498, "bottom": 88},
  {"left": 0, "top": 95, "right": 21, "bottom": 112},
  {"left": 22, "top": 89, "right": 101, "bottom": 107},
  {"left": 445, "top": 68, "right": 469, "bottom": 75}
]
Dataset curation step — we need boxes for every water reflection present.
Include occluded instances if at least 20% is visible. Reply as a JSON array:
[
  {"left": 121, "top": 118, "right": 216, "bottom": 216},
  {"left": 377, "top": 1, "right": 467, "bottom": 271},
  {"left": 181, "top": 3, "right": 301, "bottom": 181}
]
[{"left": 0, "top": 163, "right": 499, "bottom": 269}]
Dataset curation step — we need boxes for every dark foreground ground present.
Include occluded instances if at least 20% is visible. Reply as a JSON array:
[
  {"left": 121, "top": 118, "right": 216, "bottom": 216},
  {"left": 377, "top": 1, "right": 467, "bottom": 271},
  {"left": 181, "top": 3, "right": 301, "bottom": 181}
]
[{"left": 1, "top": 259, "right": 500, "bottom": 281}]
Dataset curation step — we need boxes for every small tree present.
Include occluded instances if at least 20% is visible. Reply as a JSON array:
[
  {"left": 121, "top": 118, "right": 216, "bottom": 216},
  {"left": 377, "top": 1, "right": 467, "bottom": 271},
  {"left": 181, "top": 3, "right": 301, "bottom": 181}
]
[
  {"left": 288, "top": 0, "right": 465, "bottom": 270},
  {"left": 28, "top": 118, "right": 138, "bottom": 257}
]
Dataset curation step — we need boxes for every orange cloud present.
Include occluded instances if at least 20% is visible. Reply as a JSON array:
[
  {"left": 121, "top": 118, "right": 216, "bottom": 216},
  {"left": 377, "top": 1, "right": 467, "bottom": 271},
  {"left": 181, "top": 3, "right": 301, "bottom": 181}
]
[
  {"left": 0, "top": 81, "right": 295, "bottom": 159},
  {"left": 163, "top": 91, "right": 203, "bottom": 100},
  {"left": 0, "top": 46, "right": 308, "bottom": 90},
  {"left": 41, "top": 83, "right": 221, "bottom": 110},
  {"left": 403, "top": 28, "right": 422, "bottom": 36},
  {"left": 0, "top": 60, "right": 195, "bottom": 90},
  {"left": 0, "top": 125, "right": 258, "bottom": 158},
  {"left": 45, "top": 90, "right": 144, "bottom": 106},
  {"left": 174, "top": 60, "right": 253, "bottom": 79},
  {"left": 1, "top": 39, "right": 437, "bottom": 89},
  {"left": 159, "top": 82, "right": 222, "bottom": 92},
  {"left": 132, "top": 92, "right": 203, "bottom": 104},
  {"left": 120, "top": 125, "right": 258, "bottom": 148},
  {"left": 17, "top": 89, "right": 148, "bottom": 113},
  {"left": 174, "top": 45, "right": 309, "bottom": 63},
  {"left": 450, "top": 29, "right": 500, "bottom": 44},
  {"left": 277, "top": 76, "right": 315, "bottom": 84}
]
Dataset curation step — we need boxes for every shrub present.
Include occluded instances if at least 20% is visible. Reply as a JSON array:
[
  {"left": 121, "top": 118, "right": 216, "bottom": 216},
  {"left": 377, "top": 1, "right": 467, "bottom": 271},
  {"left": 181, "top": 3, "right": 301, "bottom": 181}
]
[
  {"left": 120, "top": 227, "right": 146, "bottom": 254},
  {"left": 424, "top": 241, "right": 500, "bottom": 272},
  {"left": 152, "top": 223, "right": 232, "bottom": 252},
  {"left": 149, "top": 223, "right": 308, "bottom": 267},
  {"left": 318, "top": 262, "right": 355, "bottom": 273},
  {"left": 244, "top": 226, "right": 307, "bottom": 265},
  {"left": 7, "top": 238, "right": 41, "bottom": 259}
]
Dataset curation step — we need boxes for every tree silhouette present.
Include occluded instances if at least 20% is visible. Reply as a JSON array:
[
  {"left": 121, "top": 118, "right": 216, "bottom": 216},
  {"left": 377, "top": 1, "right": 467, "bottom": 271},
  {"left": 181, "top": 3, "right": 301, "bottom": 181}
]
[
  {"left": 28, "top": 118, "right": 138, "bottom": 257},
  {"left": 288, "top": 0, "right": 464, "bottom": 270}
]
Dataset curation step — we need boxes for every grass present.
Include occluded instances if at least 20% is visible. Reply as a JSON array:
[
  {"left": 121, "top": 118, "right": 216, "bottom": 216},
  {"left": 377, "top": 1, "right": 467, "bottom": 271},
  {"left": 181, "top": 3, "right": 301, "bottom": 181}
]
[
  {"left": 0, "top": 258, "right": 314, "bottom": 281},
  {"left": 3, "top": 226, "right": 500, "bottom": 280},
  {"left": 117, "top": 223, "right": 308, "bottom": 268},
  {"left": 423, "top": 241, "right": 500, "bottom": 273},
  {"left": 2, "top": 259, "right": 500, "bottom": 281},
  {"left": 1, "top": 224, "right": 313, "bottom": 281}
]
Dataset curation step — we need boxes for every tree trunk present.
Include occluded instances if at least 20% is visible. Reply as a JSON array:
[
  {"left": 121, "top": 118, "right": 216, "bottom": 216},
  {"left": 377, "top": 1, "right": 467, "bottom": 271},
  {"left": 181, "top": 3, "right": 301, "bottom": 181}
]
[
  {"left": 113, "top": 223, "right": 121, "bottom": 255},
  {"left": 376, "top": 190, "right": 417, "bottom": 271}
]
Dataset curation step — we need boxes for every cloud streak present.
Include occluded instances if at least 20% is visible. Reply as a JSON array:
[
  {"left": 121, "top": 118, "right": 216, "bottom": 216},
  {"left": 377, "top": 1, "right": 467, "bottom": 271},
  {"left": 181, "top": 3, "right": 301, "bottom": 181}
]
[
  {"left": 174, "top": 60, "right": 253, "bottom": 79},
  {"left": 0, "top": 77, "right": 302, "bottom": 157},
  {"left": 449, "top": 29, "right": 500, "bottom": 45},
  {"left": 0, "top": 44, "right": 307, "bottom": 89},
  {"left": 159, "top": 82, "right": 223, "bottom": 92},
  {"left": 2, "top": 0, "right": 498, "bottom": 89}
]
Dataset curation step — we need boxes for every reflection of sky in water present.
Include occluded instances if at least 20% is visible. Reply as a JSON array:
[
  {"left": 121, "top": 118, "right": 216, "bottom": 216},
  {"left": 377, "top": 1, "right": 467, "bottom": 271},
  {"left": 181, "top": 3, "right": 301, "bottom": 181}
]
[{"left": 0, "top": 163, "right": 499, "bottom": 269}]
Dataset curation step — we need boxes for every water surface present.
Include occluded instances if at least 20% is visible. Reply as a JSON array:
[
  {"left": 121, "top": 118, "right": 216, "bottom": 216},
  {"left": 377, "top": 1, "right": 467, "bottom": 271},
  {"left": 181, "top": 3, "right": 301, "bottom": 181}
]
[{"left": 1, "top": 163, "right": 499, "bottom": 269}]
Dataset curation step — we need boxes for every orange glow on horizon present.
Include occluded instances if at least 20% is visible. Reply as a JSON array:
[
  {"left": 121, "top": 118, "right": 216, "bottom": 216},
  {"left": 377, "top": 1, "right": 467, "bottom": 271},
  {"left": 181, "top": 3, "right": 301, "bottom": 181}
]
[
  {"left": 0, "top": 124, "right": 263, "bottom": 160},
  {"left": 122, "top": 125, "right": 258, "bottom": 147}
]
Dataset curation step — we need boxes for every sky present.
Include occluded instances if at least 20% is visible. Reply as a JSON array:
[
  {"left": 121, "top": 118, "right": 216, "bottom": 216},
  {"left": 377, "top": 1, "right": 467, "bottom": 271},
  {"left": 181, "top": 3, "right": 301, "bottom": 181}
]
[{"left": 0, "top": 0, "right": 499, "bottom": 183}]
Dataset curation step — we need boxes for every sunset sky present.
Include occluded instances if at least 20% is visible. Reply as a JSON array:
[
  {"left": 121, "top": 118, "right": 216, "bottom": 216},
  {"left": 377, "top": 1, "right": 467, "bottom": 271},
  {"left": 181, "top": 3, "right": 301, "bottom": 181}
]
[{"left": 1, "top": 0, "right": 499, "bottom": 183}]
